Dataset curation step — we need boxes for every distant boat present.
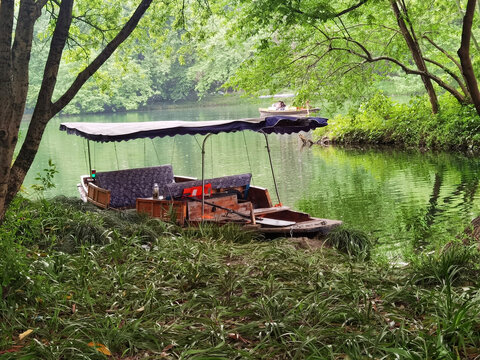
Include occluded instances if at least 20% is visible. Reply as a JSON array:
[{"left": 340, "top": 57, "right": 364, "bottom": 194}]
[{"left": 259, "top": 107, "right": 320, "bottom": 117}]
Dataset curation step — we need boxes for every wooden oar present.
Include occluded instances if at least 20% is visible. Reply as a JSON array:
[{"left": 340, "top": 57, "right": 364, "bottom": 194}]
[{"left": 188, "top": 197, "right": 295, "bottom": 227}]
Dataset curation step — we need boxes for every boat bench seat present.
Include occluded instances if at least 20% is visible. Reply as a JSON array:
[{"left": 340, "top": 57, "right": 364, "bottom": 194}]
[
  {"left": 95, "top": 165, "right": 175, "bottom": 208},
  {"left": 164, "top": 173, "right": 252, "bottom": 200}
]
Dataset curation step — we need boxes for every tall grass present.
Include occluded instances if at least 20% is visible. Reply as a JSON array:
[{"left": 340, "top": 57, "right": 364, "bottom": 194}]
[
  {"left": 411, "top": 243, "right": 479, "bottom": 285},
  {"left": 325, "top": 225, "right": 374, "bottom": 260},
  {"left": 2, "top": 197, "right": 480, "bottom": 359}
]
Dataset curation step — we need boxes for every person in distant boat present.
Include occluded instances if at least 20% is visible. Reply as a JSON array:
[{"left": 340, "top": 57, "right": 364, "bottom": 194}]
[{"left": 273, "top": 101, "right": 286, "bottom": 110}]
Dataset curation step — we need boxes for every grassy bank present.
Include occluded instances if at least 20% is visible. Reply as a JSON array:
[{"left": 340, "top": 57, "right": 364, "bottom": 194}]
[
  {"left": 2, "top": 197, "right": 480, "bottom": 359},
  {"left": 314, "top": 93, "right": 480, "bottom": 151}
]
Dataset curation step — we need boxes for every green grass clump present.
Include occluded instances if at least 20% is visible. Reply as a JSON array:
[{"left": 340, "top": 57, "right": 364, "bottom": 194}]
[
  {"left": 2, "top": 197, "right": 480, "bottom": 359},
  {"left": 411, "top": 243, "right": 479, "bottom": 285},
  {"left": 5, "top": 196, "right": 174, "bottom": 251},
  {"left": 325, "top": 225, "right": 374, "bottom": 260}
]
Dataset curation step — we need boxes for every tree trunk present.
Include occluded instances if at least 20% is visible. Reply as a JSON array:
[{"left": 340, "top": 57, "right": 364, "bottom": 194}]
[
  {"left": 455, "top": 0, "right": 480, "bottom": 53},
  {"left": 0, "top": 0, "right": 154, "bottom": 223},
  {"left": 0, "top": 0, "right": 35, "bottom": 221},
  {"left": 390, "top": 0, "right": 439, "bottom": 114},
  {"left": 458, "top": 0, "right": 480, "bottom": 116}
]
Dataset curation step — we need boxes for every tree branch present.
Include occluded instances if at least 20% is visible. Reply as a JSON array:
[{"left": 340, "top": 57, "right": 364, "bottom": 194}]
[
  {"left": 335, "top": 0, "right": 369, "bottom": 17},
  {"left": 341, "top": 62, "right": 366, "bottom": 77},
  {"left": 35, "top": 0, "right": 74, "bottom": 115},
  {"left": 36, "top": 0, "right": 49, "bottom": 14},
  {"left": 72, "top": 13, "right": 121, "bottom": 38},
  {"left": 423, "top": 57, "right": 469, "bottom": 98},
  {"left": 423, "top": 35, "right": 463, "bottom": 74},
  {"left": 458, "top": 0, "right": 480, "bottom": 113},
  {"left": 328, "top": 45, "right": 467, "bottom": 103},
  {"left": 285, "top": 0, "right": 369, "bottom": 22},
  {"left": 455, "top": 0, "right": 480, "bottom": 52},
  {"left": 12, "top": 0, "right": 40, "bottom": 106},
  {"left": 51, "top": 0, "right": 154, "bottom": 115}
]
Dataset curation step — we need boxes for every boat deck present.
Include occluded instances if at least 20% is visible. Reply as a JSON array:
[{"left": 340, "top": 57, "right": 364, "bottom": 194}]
[{"left": 254, "top": 206, "right": 342, "bottom": 236}]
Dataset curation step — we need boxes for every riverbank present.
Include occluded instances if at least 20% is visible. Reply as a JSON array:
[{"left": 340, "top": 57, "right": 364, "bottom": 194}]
[
  {"left": 314, "top": 93, "right": 480, "bottom": 151},
  {"left": 2, "top": 197, "right": 480, "bottom": 358}
]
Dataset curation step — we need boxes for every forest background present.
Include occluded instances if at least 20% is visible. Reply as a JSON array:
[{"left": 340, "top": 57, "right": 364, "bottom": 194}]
[{"left": 21, "top": 1, "right": 475, "bottom": 114}]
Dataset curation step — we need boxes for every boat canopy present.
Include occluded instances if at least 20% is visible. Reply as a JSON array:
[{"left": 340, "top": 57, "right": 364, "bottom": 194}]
[{"left": 59, "top": 116, "right": 327, "bottom": 143}]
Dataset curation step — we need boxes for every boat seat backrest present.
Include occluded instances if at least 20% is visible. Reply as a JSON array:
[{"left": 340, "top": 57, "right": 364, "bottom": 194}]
[
  {"left": 95, "top": 165, "right": 174, "bottom": 208},
  {"left": 164, "top": 173, "right": 252, "bottom": 199}
]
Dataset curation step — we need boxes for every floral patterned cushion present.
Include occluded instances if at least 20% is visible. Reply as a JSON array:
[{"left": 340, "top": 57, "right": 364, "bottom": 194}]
[
  {"left": 95, "top": 165, "right": 174, "bottom": 208},
  {"left": 164, "top": 173, "right": 252, "bottom": 199}
]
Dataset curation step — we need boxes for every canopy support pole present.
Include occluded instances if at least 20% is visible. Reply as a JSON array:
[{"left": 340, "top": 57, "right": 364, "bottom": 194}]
[
  {"left": 87, "top": 140, "right": 92, "bottom": 176},
  {"left": 263, "top": 133, "right": 281, "bottom": 205},
  {"left": 201, "top": 133, "right": 213, "bottom": 220}
]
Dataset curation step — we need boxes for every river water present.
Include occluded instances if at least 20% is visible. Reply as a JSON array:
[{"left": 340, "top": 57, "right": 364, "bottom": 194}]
[{"left": 20, "top": 102, "right": 480, "bottom": 258}]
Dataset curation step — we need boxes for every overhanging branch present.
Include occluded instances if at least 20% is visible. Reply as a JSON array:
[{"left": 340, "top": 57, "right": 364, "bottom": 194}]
[
  {"left": 423, "top": 57, "right": 469, "bottom": 98},
  {"left": 285, "top": 0, "right": 369, "bottom": 22},
  {"left": 327, "top": 45, "right": 467, "bottom": 103},
  {"left": 335, "top": 0, "right": 369, "bottom": 17},
  {"left": 423, "top": 35, "right": 463, "bottom": 74},
  {"left": 52, "top": 0, "right": 154, "bottom": 115}
]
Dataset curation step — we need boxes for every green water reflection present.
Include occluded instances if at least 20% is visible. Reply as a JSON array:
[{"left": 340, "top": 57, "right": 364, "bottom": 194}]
[{"left": 21, "top": 104, "right": 480, "bottom": 257}]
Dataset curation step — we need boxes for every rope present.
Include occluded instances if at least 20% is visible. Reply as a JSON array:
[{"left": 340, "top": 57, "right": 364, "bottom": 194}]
[
  {"left": 170, "top": 137, "right": 176, "bottom": 165},
  {"left": 91, "top": 141, "right": 95, "bottom": 171},
  {"left": 151, "top": 138, "right": 161, "bottom": 164},
  {"left": 193, "top": 135, "right": 202, "bottom": 150},
  {"left": 210, "top": 136, "right": 213, "bottom": 177},
  {"left": 263, "top": 133, "right": 281, "bottom": 205},
  {"left": 83, "top": 139, "right": 89, "bottom": 173},
  {"left": 113, "top": 143, "right": 120, "bottom": 170},
  {"left": 242, "top": 132, "right": 254, "bottom": 185}
]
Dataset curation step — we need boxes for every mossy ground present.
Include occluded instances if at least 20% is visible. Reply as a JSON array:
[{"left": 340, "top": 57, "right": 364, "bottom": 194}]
[{"left": 1, "top": 197, "right": 480, "bottom": 359}]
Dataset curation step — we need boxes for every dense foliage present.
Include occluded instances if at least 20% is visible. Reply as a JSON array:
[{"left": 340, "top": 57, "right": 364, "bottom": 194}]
[
  {"left": 20, "top": 0, "right": 480, "bottom": 118},
  {"left": 217, "top": 0, "right": 480, "bottom": 113},
  {"left": 24, "top": 8, "right": 253, "bottom": 114},
  {"left": 2, "top": 197, "right": 480, "bottom": 358},
  {"left": 314, "top": 92, "right": 480, "bottom": 150}
]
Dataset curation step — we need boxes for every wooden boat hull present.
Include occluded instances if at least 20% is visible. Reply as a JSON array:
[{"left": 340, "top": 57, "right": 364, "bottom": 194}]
[
  {"left": 259, "top": 108, "right": 320, "bottom": 117},
  {"left": 79, "top": 168, "right": 342, "bottom": 238},
  {"left": 253, "top": 207, "right": 342, "bottom": 237},
  {"left": 258, "top": 218, "right": 341, "bottom": 237}
]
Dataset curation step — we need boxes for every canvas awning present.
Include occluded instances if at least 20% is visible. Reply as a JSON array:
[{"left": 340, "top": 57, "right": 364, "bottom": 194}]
[{"left": 59, "top": 116, "right": 328, "bottom": 142}]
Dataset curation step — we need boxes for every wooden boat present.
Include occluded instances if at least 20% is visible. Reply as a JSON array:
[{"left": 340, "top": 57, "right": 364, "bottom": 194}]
[
  {"left": 61, "top": 116, "right": 341, "bottom": 237},
  {"left": 259, "top": 107, "right": 320, "bottom": 117}
]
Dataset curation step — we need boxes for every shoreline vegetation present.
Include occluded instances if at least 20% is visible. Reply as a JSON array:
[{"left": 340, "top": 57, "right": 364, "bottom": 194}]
[
  {"left": 314, "top": 92, "right": 480, "bottom": 152},
  {"left": 2, "top": 197, "right": 480, "bottom": 359}
]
